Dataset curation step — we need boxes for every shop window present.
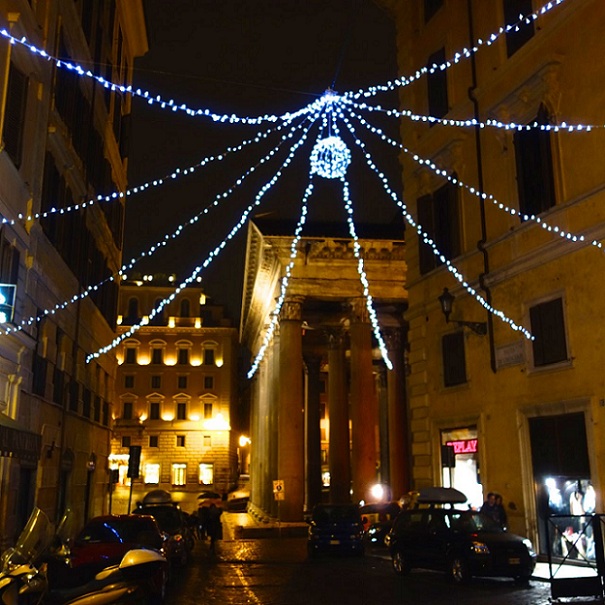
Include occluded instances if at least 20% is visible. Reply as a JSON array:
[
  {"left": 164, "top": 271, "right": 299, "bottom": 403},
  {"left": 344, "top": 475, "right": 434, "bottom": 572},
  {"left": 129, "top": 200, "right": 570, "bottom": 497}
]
[
  {"left": 121, "top": 436, "right": 131, "bottom": 448},
  {"left": 149, "top": 401, "right": 160, "bottom": 420},
  {"left": 144, "top": 463, "right": 160, "bottom": 484},
  {"left": 151, "top": 375, "right": 161, "bottom": 389},
  {"left": 204, "top": 376, "right": 214, "bottom": 389},
  {"left": 171, "top": 463, "right": 186, "bottom": 486},
  {"left": 504, "top": 0, "right": 534, "bottom": 57},
  {"left": 149, "top": 435, "right": 159, "bottom": 448},
  {"left": 199, "top": 463, "right": 214, "bottom": 485},
  {"left": 124, "top": 375, "right": 134, "bottom": 388},
  {"left": 529, "top": 297, "right": 567, "bottom": 367},
  {"left": 178, "top": 375, "right": 188, "bottom": 389},
  {"left": 176, "top": 435, "right": 186, "bottom": 447},
  {"left": 204, "top": 402, "right": 213, "bottom": 419},
  {"left": 427, "top": 47, "right": 448, "bottom": 120},
  {"left": 123, "top": 401, "right": 133, "bottom": 419},
  {"left": 418, "top": 178, "right": 460, "bottom": 275},
  {"left": 514, "top": 105, "right": 556, "bottom": 219},
  {"left": 178, "top": 348, "right": 189, "bottom": 365},
  {"left": 442, "top": 331, "right": 467, "bottom": 386},
  {"left": 177, "top": 402, "right": 187, "bottom": 420},
  {"left": 424, "top": 0, "right": 443, "bottom": 22}
]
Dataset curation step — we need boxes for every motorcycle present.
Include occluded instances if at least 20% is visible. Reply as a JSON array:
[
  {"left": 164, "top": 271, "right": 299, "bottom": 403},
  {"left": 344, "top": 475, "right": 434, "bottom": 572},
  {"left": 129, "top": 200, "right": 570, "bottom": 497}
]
[{"left": 0, "top": 508, "right": 168, "bottom": 605}]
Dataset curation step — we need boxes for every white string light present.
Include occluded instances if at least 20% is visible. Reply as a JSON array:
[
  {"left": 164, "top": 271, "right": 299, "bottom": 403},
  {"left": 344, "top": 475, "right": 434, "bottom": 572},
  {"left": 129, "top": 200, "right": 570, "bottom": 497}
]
[
  {"left": 337, "top": 106, "right": 534, "bottom": 339},
  {"left": 349, "top": 109, "right": 603, "bottom": 252},
  {"left": 86, "top": 113, "right": 319, "bottom": 361},
  {"left": 344, "top": 0, "right": 567, "bottom": 101}
]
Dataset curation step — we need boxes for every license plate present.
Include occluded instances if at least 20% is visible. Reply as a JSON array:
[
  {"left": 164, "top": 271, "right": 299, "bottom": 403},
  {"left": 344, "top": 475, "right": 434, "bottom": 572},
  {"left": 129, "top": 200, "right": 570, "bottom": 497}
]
[
  {"left": 509, "top": 557, "right": 520, "bottom": 565},
  {"left": 329, "top": 539, "right": 340, "bottom": 545}
]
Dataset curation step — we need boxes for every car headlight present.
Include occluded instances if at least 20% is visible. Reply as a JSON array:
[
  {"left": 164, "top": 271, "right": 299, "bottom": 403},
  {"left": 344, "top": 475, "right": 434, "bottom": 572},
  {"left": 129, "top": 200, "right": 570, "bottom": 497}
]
[
  {"left": 523, "top": 538, "right": 535, "bottom": 553},
  {"left": 471, "top": 541, "right": 490, "bottom": 555}
]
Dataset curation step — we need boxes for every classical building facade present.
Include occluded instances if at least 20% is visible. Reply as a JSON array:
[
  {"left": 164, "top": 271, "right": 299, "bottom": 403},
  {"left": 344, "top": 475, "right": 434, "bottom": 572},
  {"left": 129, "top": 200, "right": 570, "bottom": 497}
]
[
  {"left": 0, "top": 1, "right": 147, "bottom": 545},
  {"left": 111, "top": 277, "right": 239, "bottom": 511},
  {"left": 240, "top": 220, "right": 408, "bottom": 521},
  {"left": 382, "top": 0, "right": 605, "bottom": 553}
]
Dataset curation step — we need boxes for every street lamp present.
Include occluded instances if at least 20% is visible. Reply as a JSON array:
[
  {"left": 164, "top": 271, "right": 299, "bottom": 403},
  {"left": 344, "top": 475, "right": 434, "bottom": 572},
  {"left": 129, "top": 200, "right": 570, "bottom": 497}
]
[{"left": 438, "top": 287, "right": 487, "bottom": 335}]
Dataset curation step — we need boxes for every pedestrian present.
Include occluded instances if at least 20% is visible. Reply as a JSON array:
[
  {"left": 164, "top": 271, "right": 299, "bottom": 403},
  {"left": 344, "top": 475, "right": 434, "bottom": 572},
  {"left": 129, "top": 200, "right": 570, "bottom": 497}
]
[
  {"left": 480, "top": 492, "right": 498, "bottom": 522},
  {"left": 494, "top": 493, "right": 508, "bottom": 529},
  {"left": 206, "top": 503, "right": 223, "bottom": 553}
]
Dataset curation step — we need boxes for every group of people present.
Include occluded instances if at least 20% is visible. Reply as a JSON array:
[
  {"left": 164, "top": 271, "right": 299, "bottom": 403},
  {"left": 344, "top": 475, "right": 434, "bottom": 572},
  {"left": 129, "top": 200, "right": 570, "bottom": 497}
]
[{"left": 480, "top": 491, "right": 508, "bottom": 529}]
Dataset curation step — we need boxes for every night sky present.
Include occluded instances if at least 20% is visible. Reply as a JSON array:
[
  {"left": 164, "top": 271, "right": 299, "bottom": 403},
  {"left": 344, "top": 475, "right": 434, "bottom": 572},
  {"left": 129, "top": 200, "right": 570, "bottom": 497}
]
[{"left": 125, "top": 1, "right": 401, "bottom": 322}]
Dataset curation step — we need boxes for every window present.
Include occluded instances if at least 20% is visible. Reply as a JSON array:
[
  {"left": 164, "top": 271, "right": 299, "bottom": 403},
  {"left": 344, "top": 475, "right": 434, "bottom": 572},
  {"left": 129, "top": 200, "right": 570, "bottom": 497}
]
[
  {"left": 203, "top": 348, "right": 215, "bottom": 366},
  {"left": 4, "top": 63, "right": 28, "bottom": 167},
  {"left": 149, "top": 435, "right": 159, "bottom": 448},
  {"left": 178, "top": 348, "right": 189, "bottom": 365},
  {"left": 176, "top": 435, "right": 186, "bottom": 447},
  {"left": 149, "top": 401, "right": 160, "bottom": 420},
  {"left": 204, "top": 403, "right": 213, "bottom": 419},
  {"left": 151, "top": 347, "right": 163, "bottom": 364},
  {"left": 177, "top": 402, "right": 187, "bottom": 420},
  {"left": 171, "top": 463, "right": 186, "bottom": 486},
  {"left": 180, "top": 298, "right": 190, "bottom": 317},
  {"left": 150, "top": 298, "right": 165, "bottom": 325},
  {"left": 418, "top": 178, "right": 460, "bottom": 275},
  {"left": 121, "top": 436, "right": 131, "bottom": 448},
  {"left": 427, "top": 47, "right": 448, "bottom": 120},
  {"left": 151, "top": 375, "right": 161, "bottom": 389},
  {"left": 199, "top": 463, "right": 214, "bottom": 485},
  {"left": 0, "top": 236, "right": 20, "bottom": 286},
  {"left": 124, "top": 375, "right": 134, "bottom": 389},
  {"left": 442, "top": 331, "right": 467, "bottom": 387},
  {"left": 144, "top": 463, "right": 160, "bottom": 484},
  {"left": 504, "top": 0, "right": 535, "bottom": 57},
  {"left": 123, "top": 401, "right": 133, "bottom": 419},
  {"left": 125, "top": 347, "right": 137, "bottom": 364},
  {"left": 530, "top": 297, "right": 567, "bottom": 367},
  {"left": 178, "top": 375, "right": 188, "bottom": 389},
  {"left": 125, "top": 297, "right": 139, "bottom": 324},
  {"left": 514, "top": 105, "right": 556, "bottom": 218},
  {"left": 204, "top": 376, "right": 214, "bottom": 389},
  {"left": 424, "top": 0, "right": 443, "bottom": 22},
  {"left": 203, "top": 435, "right": 212, "bottom": 448}
]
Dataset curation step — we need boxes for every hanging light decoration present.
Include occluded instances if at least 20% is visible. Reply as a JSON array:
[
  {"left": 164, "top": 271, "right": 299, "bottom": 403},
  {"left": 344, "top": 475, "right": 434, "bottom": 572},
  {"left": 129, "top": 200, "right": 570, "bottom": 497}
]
[{"left": 310, "top": 135, "right": 351, "bottom": 179}]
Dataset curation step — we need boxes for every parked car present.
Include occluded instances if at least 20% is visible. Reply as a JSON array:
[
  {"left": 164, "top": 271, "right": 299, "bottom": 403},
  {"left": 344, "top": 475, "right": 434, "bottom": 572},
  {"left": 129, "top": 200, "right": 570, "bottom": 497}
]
[
  {"left": 307, "top": 503, "right": 365, "bottom": 558},
  {"left": 65, "top": 513, "right": 168, "bottom": 598},
  {"left": 386, "top": 488, "right": 536, "bottom": 584},
  {"left": 360, "top": 501, "right": 401, "bottom": 547},
  {"left": 226, "top": 488, "right": 250, "bottom": 512},
  {"left": 133, "top": 490, "right": 193, "bottom": 566}
]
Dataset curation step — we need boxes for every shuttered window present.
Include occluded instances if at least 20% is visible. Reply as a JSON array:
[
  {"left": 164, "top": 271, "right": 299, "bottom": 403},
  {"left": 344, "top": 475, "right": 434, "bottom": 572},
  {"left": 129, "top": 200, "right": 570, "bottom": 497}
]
[
  {"left": 4, "top": 63, "right": 28, "bottom": 168},
  {"left": 504, "top": 0, "right": 535, "bottom": 57},
  {"left": 530, "top": 297, "right": 567, "bottom": 366}
]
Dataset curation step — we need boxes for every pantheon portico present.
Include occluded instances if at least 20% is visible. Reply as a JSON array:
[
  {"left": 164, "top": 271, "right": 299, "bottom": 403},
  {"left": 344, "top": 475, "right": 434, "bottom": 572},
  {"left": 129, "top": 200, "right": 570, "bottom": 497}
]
[{"left": 240, "top": 219, "right": 409, "bottom": 521}]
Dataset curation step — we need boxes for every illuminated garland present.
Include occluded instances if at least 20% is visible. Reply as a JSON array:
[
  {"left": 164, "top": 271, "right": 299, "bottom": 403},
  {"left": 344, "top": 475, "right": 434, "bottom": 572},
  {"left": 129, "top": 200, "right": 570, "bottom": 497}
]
[{"left": 86, "top": 115, "right": 318, "bottom": 361}]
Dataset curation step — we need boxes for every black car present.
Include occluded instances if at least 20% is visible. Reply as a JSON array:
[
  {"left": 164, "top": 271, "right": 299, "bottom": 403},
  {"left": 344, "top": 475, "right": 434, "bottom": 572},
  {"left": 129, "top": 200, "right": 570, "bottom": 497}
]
[
  {"left": 307, "top": 503, "right": 365, "bottom": 558},
  {"left": 386, "top": 503, "right": 537, "bottom": 583}
]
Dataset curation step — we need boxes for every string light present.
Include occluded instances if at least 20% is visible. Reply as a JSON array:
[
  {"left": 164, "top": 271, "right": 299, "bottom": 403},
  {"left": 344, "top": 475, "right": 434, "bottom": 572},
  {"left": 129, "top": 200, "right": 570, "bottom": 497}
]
[
  {"left": 345, "top": 0, "right": 567, "bottom": 101},
  {"left": 310, "top": 135, "right": 352, "bottom": 179},
  {"left": 349, "top": 109, "right": 602, "bottom": 252},
  {"left": 86, "top": 114, "right": 319, "bottom": 361}
]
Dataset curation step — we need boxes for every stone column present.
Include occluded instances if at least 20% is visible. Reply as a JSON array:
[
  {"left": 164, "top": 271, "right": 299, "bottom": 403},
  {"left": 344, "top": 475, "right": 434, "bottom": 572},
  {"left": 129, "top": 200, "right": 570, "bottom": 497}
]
[
  {"left": 304, "top": 355, "right": 323, "bottom": 511},
  {"left": 349, "top": 298, "right": 378, "bottom": 503},
  {"left": 327, "top": 329, "right": 350, "bottom": 503},
  {"left": 385, "top": 328, "right": 410, "bottom": 498},
  {"left": 277, "top": 297, "right": 305, "bottom": 521}
]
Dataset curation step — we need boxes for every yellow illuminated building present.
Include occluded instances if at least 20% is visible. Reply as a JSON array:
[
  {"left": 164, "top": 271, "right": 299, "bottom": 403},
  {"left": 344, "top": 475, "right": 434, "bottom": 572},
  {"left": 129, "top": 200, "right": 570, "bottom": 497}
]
[
  {"left": 111, "top": 276, "right": 239, "bottom": 508},
  {"left": 381, "top": 0, "right": 605, "bottom": 554}
]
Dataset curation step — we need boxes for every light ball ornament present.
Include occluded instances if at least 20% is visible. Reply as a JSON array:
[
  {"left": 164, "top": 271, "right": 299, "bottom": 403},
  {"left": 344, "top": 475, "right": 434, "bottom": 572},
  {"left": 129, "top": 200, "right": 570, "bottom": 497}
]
[{"left": 310, "top": 135, "right": 351, "bottom": 179}]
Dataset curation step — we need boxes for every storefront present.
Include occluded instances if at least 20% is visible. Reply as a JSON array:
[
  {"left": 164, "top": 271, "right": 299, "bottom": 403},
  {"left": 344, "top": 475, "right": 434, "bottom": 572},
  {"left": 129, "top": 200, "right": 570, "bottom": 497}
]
[{"left": 440, "top": 426, "right": 483, "bottom": 509}]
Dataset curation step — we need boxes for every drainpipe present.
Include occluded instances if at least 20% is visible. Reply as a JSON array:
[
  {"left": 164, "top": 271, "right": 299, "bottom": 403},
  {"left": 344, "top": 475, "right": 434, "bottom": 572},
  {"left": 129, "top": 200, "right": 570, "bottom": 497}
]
[{"left": 467, "top": 0, "right": 497, "bottom": 373}]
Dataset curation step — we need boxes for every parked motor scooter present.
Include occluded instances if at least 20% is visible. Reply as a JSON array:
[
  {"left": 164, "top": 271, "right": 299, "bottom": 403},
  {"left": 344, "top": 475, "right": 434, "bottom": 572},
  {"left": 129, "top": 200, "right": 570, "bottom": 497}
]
[{"left": 0, "top": 507, "right": 168, "bottom": 605}]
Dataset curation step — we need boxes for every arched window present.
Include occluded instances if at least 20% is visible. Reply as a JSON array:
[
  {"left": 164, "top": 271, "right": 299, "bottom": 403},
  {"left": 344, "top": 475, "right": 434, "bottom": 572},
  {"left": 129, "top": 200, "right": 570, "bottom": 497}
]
[{"left": 150, "top": 298, "right": 165, "bottom": 326}]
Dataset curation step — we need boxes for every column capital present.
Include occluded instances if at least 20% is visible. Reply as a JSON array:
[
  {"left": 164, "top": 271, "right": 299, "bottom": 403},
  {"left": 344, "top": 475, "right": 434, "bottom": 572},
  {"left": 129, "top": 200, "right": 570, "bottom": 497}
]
[
  {"left": 280, "top": 296, "right": 304, "bottom": 321},
  {"left": 348, "top": 297, "right": 369, "bottom": 323},
  {"left": 325, "top": 327, "right": 347, "bottom": 350}
]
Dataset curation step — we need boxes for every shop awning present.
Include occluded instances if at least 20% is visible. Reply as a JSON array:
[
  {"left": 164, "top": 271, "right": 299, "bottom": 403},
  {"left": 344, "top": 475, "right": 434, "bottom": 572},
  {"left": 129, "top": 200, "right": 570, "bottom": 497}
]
[{"left": 0, "top": 413, "right": 41, "bottom": 462}]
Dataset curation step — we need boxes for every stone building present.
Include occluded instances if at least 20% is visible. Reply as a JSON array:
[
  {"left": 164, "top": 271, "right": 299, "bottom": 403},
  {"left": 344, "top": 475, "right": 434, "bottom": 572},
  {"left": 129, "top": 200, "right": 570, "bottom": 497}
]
[
  {"left": 110, "top": 277, "right": 239, "bottom": 511},
  {"left": 381, "top": 0, "right": 605, "bottom": 554},
  {"left": 0, "top": 1, "right": 146, "bottom": 544},
  {"left": 240, "top": 219, "right": 408, "bottom": 521}
]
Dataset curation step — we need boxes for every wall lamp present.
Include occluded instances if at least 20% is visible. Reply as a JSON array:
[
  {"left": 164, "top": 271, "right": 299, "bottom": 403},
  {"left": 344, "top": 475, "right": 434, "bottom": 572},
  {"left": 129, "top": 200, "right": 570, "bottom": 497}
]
[{"left": 438, "top": 287, "right": 487, "bottom": 335}]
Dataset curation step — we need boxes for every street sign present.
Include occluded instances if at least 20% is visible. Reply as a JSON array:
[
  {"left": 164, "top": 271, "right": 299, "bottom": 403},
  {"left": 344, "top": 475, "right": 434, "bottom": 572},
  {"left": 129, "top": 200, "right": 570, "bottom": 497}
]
[{"left": 273, "top": 479, "right": 285, "bottom": 500}]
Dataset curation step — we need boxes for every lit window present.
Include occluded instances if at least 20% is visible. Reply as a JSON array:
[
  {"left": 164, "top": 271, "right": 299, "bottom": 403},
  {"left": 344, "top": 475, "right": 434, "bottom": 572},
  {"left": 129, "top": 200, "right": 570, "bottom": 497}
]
[
  {"left": 203, "top": 435, "right": 211, "bottom": 448},
  {"left": 171, "top": 463, "right": 186, "bottom": 486},
  {"left": 199, "top": 463, "right": 214, "bottom": 485},
  {"left": 144, "top": 463, "right": 160, "bottom": 484},
  {"left": 204, "top": 403, "right": 213, "bottom": 419}
]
